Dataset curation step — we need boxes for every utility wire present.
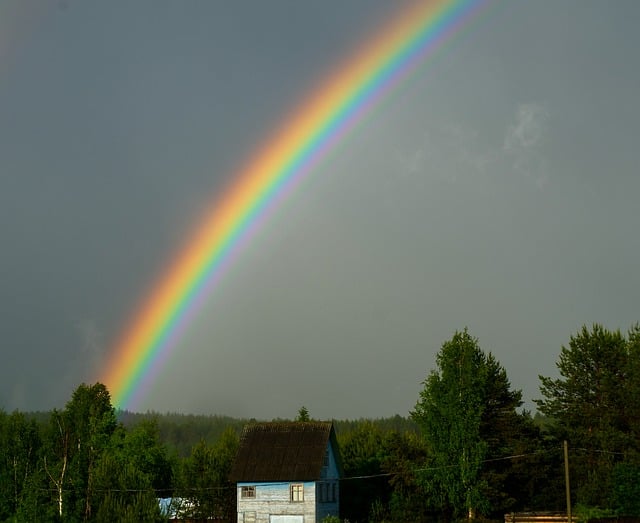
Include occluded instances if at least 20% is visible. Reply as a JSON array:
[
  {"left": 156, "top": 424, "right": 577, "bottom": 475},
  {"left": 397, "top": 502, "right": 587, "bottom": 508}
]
[
  {"left": 13, "top": 442, "right": 624, "bottom": 498},
  {"left": 20, "top": 446, "right": 561, "bottom": 496}
]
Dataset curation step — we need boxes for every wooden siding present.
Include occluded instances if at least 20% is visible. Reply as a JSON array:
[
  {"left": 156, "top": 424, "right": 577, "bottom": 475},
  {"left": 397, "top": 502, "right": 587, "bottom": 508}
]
[
  {"left": 237, "top": 482, "right": 316, "bottom": 523},
  {"left": 233, "top": 422, "right": 341, "bottom": 523}
]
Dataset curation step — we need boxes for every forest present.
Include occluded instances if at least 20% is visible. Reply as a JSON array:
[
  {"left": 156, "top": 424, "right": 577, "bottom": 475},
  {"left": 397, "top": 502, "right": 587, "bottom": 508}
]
[{"left": 1, "top": 323, "right": 640, "bottom": 522}]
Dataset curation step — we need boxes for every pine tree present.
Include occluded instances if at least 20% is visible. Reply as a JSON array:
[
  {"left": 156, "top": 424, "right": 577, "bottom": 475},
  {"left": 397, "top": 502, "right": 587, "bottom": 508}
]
[{"left": 537, "top": 324, "right": 640, "bottom": 507}]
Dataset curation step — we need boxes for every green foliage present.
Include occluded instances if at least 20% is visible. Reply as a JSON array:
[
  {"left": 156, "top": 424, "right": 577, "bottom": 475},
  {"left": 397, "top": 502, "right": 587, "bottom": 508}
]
[
  {"left": 412, "top": 328, "right": 533, "bottom": 519},
  {"left": 89, "top": 418, "right": 173, "bottom": 521},
  {"left": 92, "top": 453, "right": 163, "bottom": 523},
  {"left": 610, "top": 462, "right": 640, "bottom": 516},
  {"left": 338, "top": 422, "right": 430, "bottom": 522},
  {"left": 37, "top": 383, "right": 119, "bottom": 521},
  {"left": 119, "top": 410, "right": 247, "bottom": 457},
  {"left": 296, "top": 406, "right": 311, "bottom": 422},
  {"left": 573, "top": 503, "right": 618, "bottom": 523},
  {"left": 1, "top": 401, "right": 425, "bottom": 522},
  {"left": 334, "top": 415, "right": 420, "bottom": 436},
  {"left": 322, "top": 516, "right": 349, "bottom": 523},
  {"left": 175, "top": 427, "right": 239, "bottom": 520},
  {"left": 33, "top": 383, "right": 168, "bottom": 521},
  {"left": 0, "top": 410, "right": 42, "bottom": 520},
  {"left": 338, "top": 422, "right": 389, "bottom": 521},
  {"left": 537, "top": 324, "right": 640, "bottom": 507},
  {"left": 119, "top": 419, "right": 173, "bottom": 492},
  {"left": 4, "top": 322, "right": 640, "bottom": 523},
  {"left": 380, "top": 431, "right": 430, "bottom": 522},
  {"left": 537, "top": 325, "right": 630, "bottom": 448},
  {"left": 59, "top": 383, "right": 118, "bottom": 520},
  {"left": 412, "top": 329, "right": 491, "bottom": 518},
  {"left": 117, "top": 410, "right": 416, "bottom": 457}
]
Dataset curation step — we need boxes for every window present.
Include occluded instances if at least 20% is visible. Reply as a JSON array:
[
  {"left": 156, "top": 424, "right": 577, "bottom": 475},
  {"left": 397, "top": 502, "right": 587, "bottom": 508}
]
[
  {"left": 241, "top": 486, "right": 256, "bottom": 499},
  {"left": 318, "top": 481, "right": 337, "bottom": 503},
  {"left": 320, "top": 482, "right": 336, "bottom": 503},
  {"left": 243, "top": 511, "right": 256, "bottom": 523},
  {"left": 319, "top": 482, "right": 326, "bottom": 503},
  {"left": 290, "top": 483, "right": 304, "bottom": 502}
]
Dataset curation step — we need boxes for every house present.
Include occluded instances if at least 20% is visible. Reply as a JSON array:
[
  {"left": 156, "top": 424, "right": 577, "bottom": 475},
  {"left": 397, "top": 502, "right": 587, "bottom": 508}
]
[{"left": 230, "top": 421, "right": 342, "bottom": 523}]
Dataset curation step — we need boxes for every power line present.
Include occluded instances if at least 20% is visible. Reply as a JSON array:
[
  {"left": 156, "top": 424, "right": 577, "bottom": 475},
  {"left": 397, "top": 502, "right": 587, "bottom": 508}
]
[{"left": 3, "top": 443, "right": 616, "bottom": 498}]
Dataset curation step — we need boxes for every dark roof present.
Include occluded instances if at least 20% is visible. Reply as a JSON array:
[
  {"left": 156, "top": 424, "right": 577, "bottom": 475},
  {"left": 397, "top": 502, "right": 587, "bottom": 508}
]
[{"left": 230, "top": 422, "right": 340, "bottom": 482}]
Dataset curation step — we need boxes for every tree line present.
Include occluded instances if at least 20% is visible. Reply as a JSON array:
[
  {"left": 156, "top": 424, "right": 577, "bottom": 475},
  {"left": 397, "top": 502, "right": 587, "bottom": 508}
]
[{"left": 1, "top": 323, "right": 639, "bottom": 522}]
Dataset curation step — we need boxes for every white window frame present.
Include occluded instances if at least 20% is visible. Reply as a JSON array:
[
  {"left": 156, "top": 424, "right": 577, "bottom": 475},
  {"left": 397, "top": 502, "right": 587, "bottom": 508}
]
[
  {"left": 290, "top": 483, "right": 304, "bottom": 502},
  {"left": 241, "top": 486, "right": 256, "bottom": 499}
]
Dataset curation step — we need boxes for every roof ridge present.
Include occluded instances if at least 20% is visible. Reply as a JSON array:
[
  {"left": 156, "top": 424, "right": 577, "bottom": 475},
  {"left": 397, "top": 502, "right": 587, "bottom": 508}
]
[{"left": 243, "top": 421, "right": 332, "bottom": 432}]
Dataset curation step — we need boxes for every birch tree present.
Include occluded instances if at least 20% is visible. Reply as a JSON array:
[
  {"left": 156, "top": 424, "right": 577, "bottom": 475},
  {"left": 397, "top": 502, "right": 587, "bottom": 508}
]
[
  {"left": 43, "top": 409, "right": 70, "bottom": 519},
  {"left": 412, "top": 329, "right": 490, "bottom": 519},
  {"left": 43, "top": 383, "right": 117, "bottom": 520},
  {"left": 413, "top": 329, "right": 527, "bottom": 519}
]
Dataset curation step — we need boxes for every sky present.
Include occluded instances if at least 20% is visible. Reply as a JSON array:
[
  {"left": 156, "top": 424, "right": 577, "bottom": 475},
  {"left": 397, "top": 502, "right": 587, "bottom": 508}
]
[{"left": 1, "top": 0, "right": 639, "bottom": 420}]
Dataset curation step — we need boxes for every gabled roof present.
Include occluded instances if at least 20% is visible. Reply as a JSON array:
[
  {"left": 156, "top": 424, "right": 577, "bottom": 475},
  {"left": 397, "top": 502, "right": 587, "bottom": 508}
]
[{"left": 230, "top": 421, "right": 341, "bottom": 483}]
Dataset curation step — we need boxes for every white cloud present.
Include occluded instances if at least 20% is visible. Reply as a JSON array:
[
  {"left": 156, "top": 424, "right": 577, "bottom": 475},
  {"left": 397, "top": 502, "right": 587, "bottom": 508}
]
[
  {"left": 394, "top": 103, "right": 551, "bottom": 192},
  {"left": 398, "top": 125, "right": 493, "bottom": 185},
  {"left": 504, "top": 103, "right": 549, "bottom": 151},
  {"left": 504, "top": 103, "right": 550, "bottom": 187}
]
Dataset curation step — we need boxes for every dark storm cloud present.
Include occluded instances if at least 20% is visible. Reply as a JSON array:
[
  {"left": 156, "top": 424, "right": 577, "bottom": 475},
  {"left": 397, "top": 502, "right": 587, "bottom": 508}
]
[{"left": 1, "top": 0, "right": 639, "bottom": 418}]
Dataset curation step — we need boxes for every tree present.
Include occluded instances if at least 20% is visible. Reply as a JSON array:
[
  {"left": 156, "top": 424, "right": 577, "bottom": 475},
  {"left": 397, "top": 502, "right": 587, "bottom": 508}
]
[
  {"left": 0, "top": 411, "right": 42, "bottom": 519},
  {"left": 413, "top": 329, "right": 489, "bottom": 519},
  {"left": 412, "top": 329, "right": 529, "bottom": 520},
  {"left": 42, "top": 382, "right": 118, "bottom": 520},
  {"left": 90, "top": 419, "right": 172, "bottom": 521},
  {"left": 91, "top": 451, "right": 164, "bottom": 523},
  {"left": 67, "top": 382, "right": 118, "bottom": 521},
  {"left": 380, "top": 430, "right": 430, "bottom": 522},
  {"left": 610, "top": 462, "right": 640, "bottom": 516},
  {"left": 42, "top": 408, "right": 71, "bottom": 519},
  {"left": 625, "top": 324, "right": 640, "bottom": 453},
  {"left": 479, "top": 353, "right": 544, "bottom": 514},
  {"left": 338, "top": 422, "right": 389, "bottom": 521},
  {"left": 176, "top": 427, "right": 239, "bottom": 520},
  {"left": 119, "top": 419, "right": 173, "bottom": 493},
  {"left": 296, "top": 406, "right": 311, "bottom": 422},
  {"left": 537, "top": 324, "right": 640, "bottom": 507}
]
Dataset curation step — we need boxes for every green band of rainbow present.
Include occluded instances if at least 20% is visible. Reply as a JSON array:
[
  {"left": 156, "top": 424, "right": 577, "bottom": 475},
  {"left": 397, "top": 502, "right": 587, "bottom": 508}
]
[{"left": 101, "top": 0, "right": 488, "bottom": 411}]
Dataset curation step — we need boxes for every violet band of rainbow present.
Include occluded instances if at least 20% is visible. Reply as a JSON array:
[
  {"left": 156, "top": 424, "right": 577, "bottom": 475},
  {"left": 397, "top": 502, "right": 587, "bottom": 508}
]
[{"left": 101, "top": 0, "right": 488, "bottom": 411}]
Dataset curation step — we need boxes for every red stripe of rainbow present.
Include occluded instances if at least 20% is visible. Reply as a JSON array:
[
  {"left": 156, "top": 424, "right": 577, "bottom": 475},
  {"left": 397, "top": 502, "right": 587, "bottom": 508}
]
[{"left": 101, "top": 0, "right": 487, "bottom": 410}]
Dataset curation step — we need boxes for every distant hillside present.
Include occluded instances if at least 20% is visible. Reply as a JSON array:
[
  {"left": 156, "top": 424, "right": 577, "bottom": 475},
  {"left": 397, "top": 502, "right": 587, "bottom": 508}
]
[
  {"left": 118, "top": 411, "right": 419, "bottom": 456},
  {"left": 22, "top": 409, "right": 419, "bottom": 457}
]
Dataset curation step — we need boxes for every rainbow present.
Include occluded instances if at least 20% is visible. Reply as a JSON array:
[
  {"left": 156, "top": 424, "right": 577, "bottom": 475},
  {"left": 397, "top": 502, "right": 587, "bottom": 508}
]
[{"left": 101, "top": 0, "right": 488, "bottom": 410}]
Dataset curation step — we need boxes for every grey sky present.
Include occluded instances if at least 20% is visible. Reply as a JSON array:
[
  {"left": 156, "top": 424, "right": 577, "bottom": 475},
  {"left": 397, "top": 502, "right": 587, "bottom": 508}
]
[{"left": 1, "top": 0, "right": 638, "bottom": 419}]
